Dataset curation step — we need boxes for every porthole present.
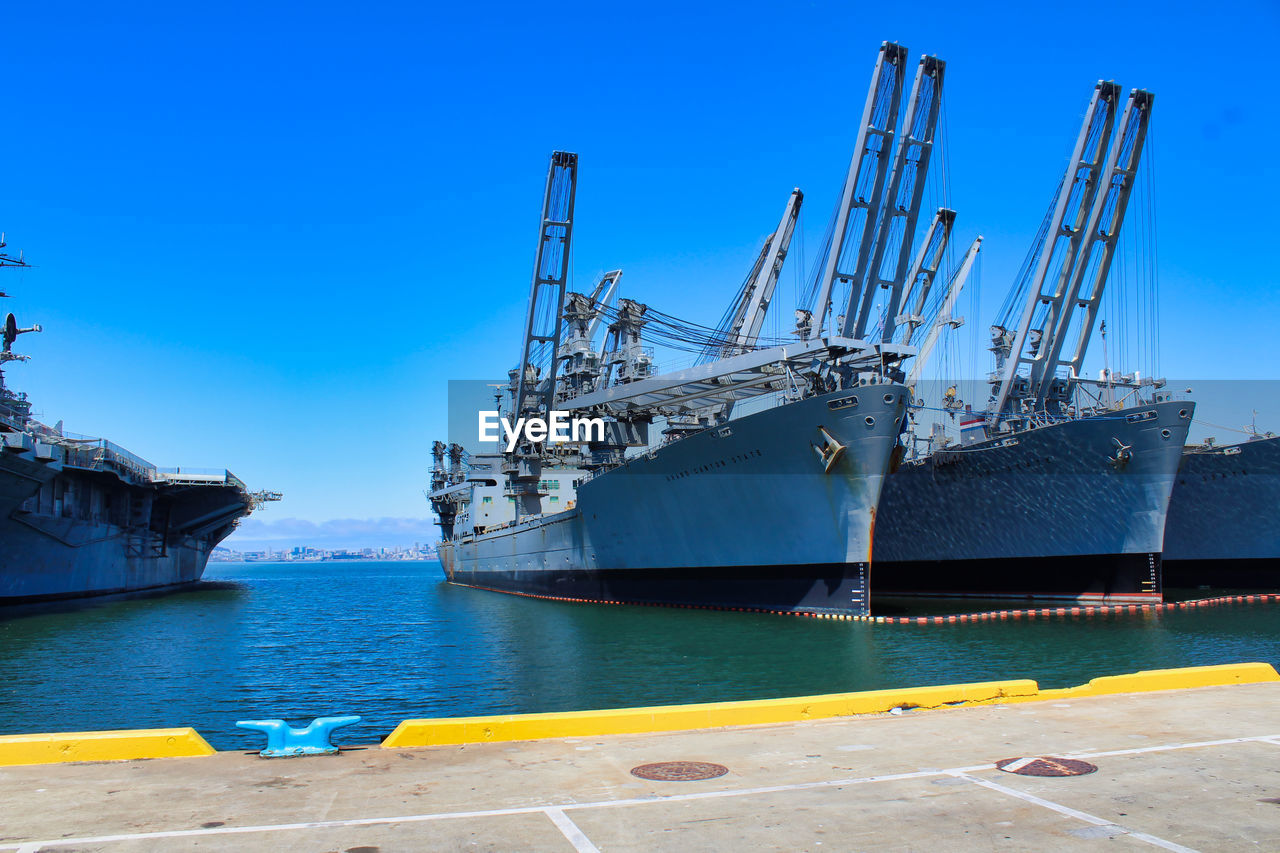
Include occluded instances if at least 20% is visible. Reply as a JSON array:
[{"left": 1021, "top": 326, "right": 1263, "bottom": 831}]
[
  {"left": 865, "top": 416, "right": 876, "bottom": 427},
  {"left": 883, "top": 393, "right": 895, "bottom": 404},
  {"left": 1161, "top": 428, "right": 1172, "bottom": 438}
]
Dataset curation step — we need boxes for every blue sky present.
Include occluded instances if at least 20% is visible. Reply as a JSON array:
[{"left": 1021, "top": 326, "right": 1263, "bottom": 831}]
[{"left": 3, "top": 1, "right": 1278, "bottom": 547}]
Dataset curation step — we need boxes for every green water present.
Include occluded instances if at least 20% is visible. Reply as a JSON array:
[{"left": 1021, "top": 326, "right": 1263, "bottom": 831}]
[{"left": 0, "top": 560, "right": 1276, "bottom": 750}]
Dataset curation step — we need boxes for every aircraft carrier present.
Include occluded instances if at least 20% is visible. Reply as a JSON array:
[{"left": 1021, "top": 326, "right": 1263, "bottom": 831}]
[{"left": 0, "top": 236, "right": 279, "bottom": 603}]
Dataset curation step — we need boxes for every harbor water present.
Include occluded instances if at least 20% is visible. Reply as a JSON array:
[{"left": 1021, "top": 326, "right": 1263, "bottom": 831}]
[{"left": 0, "top": 560, "right": 1277, "bottom": 750}]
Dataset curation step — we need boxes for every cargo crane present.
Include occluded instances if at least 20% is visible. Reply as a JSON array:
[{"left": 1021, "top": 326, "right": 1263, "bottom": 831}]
[
  {"left": 890, "top": 227, "right": 981, "bottom": 456},
  {"left": 987, "top": 84, "right": 1155, "bottom": 428},
  {"left": 466, "top": 45, "right": 951, "bottom": 492},
  {"left": 702, "top": 187, "right": 803, "bottom": 362},
  {"left": 557, "top": 269, "right": 622, "bottom": 402},
  {"left": 855, "top": 55, "right": 946, "bottom": 344},
  {"left": 667, "top": 188, "right": 804, "bottom": 430},
  {"left": 904, "top": 234, "right": 982, "bottom": 389},
  {"left": 429, "top": 440, "right": 468, "bottom": 540},
  {"left": 800, "top": 45, "right": 947, "bottom": 386},
  {"left": 506, "top": 151, "right": 578, "bottom": 519},
  {"left": 807, "top": 42, "right": 910, "bottom": 341},
  {"left": 1035, "top": 90, "right": 1155, "bottom": 404},
  {"left": 557, "top": 42, "right": 945, "bottom": 425},
  {"left": 891, "top": 208, "right": 956, "bottom": 346}
]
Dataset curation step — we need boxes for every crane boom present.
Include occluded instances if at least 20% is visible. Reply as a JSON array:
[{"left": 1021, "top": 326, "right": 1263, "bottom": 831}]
[
  {"left": 894, "top": 207, "right": 955, "bottom": 346},
  {"left": 508, "top": 150, "right": 578, "bottom": 521},
  {"left": 988, "top": 82, "right": 1120, "bottom": 424},
  {"left": 733, "top": 188, "right": 803, "bottom": 352},
  {"left": 514, "top": 151, "right": 578, "bottom": 421},
  {"left": 586, "top": 269, "right": 622, "bottom": 348},
  {"left": 810, "top": 41, "right": 909, "bottom": 338},
  {"left": 1037, "top": 89, "right": 1154, "bottom": 399},
  {"left": 906, "top": 235, "right": 981, "bottom": 387},
  {"left": 850, "top": 54, "right": 946, "bottom": 342}
]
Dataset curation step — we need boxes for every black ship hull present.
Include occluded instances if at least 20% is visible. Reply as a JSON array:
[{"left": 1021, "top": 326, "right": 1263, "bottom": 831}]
[
  {"left": 872, "top": 401, "right": 1192, "bottom": 603},
  {"left": 447, "top": 560, "right": 867, "bottom": 615}
]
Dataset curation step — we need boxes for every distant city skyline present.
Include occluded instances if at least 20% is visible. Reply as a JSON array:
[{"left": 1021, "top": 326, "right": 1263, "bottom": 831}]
[
  {"left": 223, "top": 516, "right": 439, "bottom": 552},
  {"left": 211, "top": 542, "right": 436, "bottom": 562}
]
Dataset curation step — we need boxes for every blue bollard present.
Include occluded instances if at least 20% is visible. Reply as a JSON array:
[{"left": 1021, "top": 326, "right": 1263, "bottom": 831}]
[{"left": 236, "top": 715, "right": 362, "bottom": 757}]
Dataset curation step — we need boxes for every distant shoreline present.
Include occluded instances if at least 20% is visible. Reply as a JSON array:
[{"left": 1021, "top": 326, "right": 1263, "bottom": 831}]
[
  {"left": 211, "top": 548, "right": 438, "bottom": 564},
  {"left": 210, "top": 555, "right": 438, "bottom": 564}
]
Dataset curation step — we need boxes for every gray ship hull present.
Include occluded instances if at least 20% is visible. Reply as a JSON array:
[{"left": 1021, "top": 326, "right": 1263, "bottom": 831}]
[
  {"left": 872, "top": 400, "right": 1194, "bottom": 602},
  {"left": 1163, "top": 434, "right": 1280, "bottom": 589},
  {"left": 0, "top": 445, "right": 251, "bottom": 604},
  {"left": 442, "top": 384, "right": 909, "bottom": 616},
  {"left": 0, "top": 515, "right": 211, "bottom": 602}
]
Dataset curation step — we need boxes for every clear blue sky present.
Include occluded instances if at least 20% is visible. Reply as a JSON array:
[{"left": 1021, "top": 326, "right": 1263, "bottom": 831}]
[{"left": 3, "top": 1, "right": 1277, "bottom": 545}]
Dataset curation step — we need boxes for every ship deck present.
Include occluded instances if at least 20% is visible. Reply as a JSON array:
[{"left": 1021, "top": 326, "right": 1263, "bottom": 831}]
[{"left": 2, "top": 679, "right": 1278, "bottom": 850}]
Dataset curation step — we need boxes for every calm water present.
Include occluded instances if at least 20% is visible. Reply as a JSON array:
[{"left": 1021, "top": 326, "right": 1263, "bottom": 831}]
[{"left": 0, "top": 560, "right": 1277, "bottom": 750}]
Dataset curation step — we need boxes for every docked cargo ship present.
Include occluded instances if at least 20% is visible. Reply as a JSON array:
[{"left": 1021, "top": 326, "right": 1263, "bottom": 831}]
[
  {"left": 1163, "top": 433, "right": 1280, "bottom": 588},
  {"left": 871, "top": 81, "right": 1191, "bottom": 603},
  {"left": 431, "top": 43, "right": 949, "bottom": 616},
  {"left": 0, "top": 237, "right": 278, "bottom": 603},
  {"left": 875, "top": 400, "right": 1191, "bottom": 601},
  {"left": 436, "top": 383, "right": 906, "bottom": 615}
]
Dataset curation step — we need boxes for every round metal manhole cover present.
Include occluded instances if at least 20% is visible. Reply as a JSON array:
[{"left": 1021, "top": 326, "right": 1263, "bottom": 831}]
[
  {"left": 996, "top": 757, "right": 1098, "bottom": 777},
  {"left": 630, "top": 761, "right": 729, "bottom": 781}
]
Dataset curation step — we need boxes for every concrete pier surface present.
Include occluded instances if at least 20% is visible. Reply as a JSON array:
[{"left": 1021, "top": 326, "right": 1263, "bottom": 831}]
[{"left": 2, "top": 681, "right": 1278, "bottom": 851}]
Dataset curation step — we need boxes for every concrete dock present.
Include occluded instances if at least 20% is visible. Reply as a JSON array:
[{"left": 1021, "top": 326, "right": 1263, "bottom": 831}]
[{"left": 2, "top": 673, "right": 1279, "bottom": 851}]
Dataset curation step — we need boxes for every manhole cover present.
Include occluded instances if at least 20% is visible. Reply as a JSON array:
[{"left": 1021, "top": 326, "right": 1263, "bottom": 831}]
[
  {"left": 996, "top": 757, "right": 1098, "bottom": 777},
  {"left": 630, "top": 761, "right": 729, "bottom": 781}
]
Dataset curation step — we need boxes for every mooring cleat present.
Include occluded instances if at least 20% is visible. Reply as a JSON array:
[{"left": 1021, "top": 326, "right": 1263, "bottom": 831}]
[{"left": 236, "top": 715, "right": 362, "bottom": 757}]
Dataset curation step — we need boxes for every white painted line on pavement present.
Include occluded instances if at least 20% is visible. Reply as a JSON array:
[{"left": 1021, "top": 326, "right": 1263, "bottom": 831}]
[
  {"left": 952, "top": 773, "right": 1199, "bottom": 853},
  {"left": 6, "top": 733, "right": 1278, "bottom": 851},
  {"left": 1066, "top": 734, "right": 1280, "bottom": 760},
  {"left": 545, "top": 808, "right": 602, "bottom": 853}
]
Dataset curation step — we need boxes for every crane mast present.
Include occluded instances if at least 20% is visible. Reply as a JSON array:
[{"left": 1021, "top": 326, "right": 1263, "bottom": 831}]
[
  {"left": 508, "top": 150, "right": 578, "bottom": 519},
  {"left": 988, "top": 82, "right": 1120, "bottom": 425},
  {"left": 585, "top": 269, "right": 621, "bottom": 347},
  {"left": 894, "top": 207, "right": 955, "bottom": 347},
  {"left": 905, "top": 235, "right": 982, "bottom": 388},
  {"left": 809, "top": 41, "right": 909, "bottom": 339},
  {"left": 723, "top": 188, "right": 803, "bottom": 356},
  {"left": 1035, "top": 89, "right": 1154, "bottom": 404},
  {"left": 557, "top": 269, "right": 622, "bottom": 402},
  {"left": 513, "top": 151, "right": 578, "bottom": 423},
  {"left": 849, "top": 54, "right": 946, "bottom": 342}
]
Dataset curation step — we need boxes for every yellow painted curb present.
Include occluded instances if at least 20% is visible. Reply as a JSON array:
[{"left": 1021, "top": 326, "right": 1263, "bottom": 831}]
[
  {"left": 383, "top": 679, "right": 1041, "bottom": 747},
  {"left": 1030, "top": 662, "right": 1280, "bottom": 701},
  {"left": 0, "top": 728, "right": 216, "bottom": 767},
  {"left": 382, "top": 662, "right": 1280, "bottom": 749}
]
